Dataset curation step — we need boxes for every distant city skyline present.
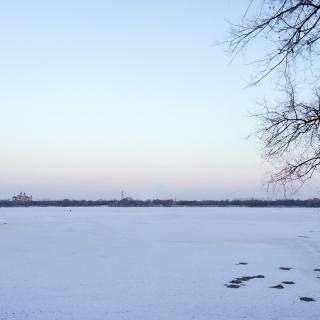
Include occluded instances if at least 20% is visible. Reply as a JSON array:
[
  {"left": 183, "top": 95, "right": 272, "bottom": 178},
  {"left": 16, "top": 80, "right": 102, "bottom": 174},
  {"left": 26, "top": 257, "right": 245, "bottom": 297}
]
[{"left": 1, "top": 0, "right": 320, "bottom": 200}]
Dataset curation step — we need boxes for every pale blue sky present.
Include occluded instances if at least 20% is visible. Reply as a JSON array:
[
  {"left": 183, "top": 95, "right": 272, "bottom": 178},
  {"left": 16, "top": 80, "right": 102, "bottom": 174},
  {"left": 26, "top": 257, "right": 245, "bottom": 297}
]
[{"left": 0, "top": 0, "right": 318, "bottom": 200}]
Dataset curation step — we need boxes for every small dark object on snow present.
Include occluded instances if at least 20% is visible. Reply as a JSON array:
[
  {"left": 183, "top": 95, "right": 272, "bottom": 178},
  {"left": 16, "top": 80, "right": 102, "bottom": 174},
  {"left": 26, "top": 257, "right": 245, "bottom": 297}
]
[
  {"left": 300, "top": 297, "right": 315, "bottom": 302},
  {"left": 270, "top": 284, "right": 284, "bottom": 289},
  {"left": 225, "top": 284, "right": 240, "bottom": 288},
  {"left": 314, "top": 269, "right": 320, "bottom": 272},
  {"left": 236, "top": 262, "right": 248, "bottom": 265},
  {"left": 230, "top": 280, "right": 242, "bottom": 284},
  {"left": 280, "top": 267, "right": 292, "bottom": 271},
  {"left": 298, "top": 235, "right": 309, "bottom": 238},
  {"left": 236, "top": 275, "right": 264, "bottom": 281},
  {"left": 282, "top": 281, "right": 295, "bottom": 285},
  {"left": 237, "top": 276, "right": 254, "bottom": 281}
]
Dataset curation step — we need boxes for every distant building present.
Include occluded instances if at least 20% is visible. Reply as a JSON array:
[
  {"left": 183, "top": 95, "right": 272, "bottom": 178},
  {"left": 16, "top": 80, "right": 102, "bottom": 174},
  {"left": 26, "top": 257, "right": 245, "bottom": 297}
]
[
  {"left": 121, "top": 197, "right": 134, "bottom": 202},
  {"left": 12, "top": 192, "right": 32, "bottom": 203}
]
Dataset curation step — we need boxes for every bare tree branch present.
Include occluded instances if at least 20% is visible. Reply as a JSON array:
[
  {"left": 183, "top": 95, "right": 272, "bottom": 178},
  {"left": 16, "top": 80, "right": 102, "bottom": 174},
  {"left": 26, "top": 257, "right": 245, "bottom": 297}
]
[
  {"left": 225, "top": 1, "right": 320, "bottom": 191},
  {"left": 226, "top": 0, "right": 320, "bottom": 85},
  {"left": 252, "top": 84, "right": 320, "bottom": 187}
]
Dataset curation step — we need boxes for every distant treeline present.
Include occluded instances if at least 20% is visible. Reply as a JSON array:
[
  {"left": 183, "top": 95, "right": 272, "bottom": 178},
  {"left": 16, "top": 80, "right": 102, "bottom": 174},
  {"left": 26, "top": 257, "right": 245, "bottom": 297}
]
[{"left": 2, "top": 198, "right": 320, "bottom": 207}]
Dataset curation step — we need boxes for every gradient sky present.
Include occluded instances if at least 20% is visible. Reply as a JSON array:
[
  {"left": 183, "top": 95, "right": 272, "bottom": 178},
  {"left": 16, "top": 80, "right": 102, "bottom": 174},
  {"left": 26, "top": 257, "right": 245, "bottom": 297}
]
[{"left": 1, "top": 0, "right": 318, "bottom": 200}]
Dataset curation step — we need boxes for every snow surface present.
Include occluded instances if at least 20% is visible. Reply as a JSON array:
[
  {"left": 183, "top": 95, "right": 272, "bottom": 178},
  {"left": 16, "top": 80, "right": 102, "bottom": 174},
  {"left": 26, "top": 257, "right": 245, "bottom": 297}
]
[{"left": 0, "top": 207, "right": 320, "bottom": 320}]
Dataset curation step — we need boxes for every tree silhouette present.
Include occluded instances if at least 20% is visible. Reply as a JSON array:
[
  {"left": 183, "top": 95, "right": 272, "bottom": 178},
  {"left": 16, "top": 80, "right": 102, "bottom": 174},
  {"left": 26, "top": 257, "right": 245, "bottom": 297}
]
[{"left": 226, "top": 0, "right": 320, "bottom": 189}]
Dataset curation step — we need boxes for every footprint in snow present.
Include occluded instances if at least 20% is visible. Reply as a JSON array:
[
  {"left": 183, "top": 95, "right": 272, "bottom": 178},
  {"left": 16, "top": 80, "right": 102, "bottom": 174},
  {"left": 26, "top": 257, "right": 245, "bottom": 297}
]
[
  {"left": 282, "top": 281, "right": 295, "bottom": 285},
  {"left": 225, "top": 284, "right": 240, "bottom": 289},
  {"left": 229, "top": 280, "right": 242, "bottom": 284},
  {"left": 270, "top": 284, "right": 285, "bottom": 289},
  {"left": 225, "top": 275, "right": 264, "bottom": 288},
  {"left": 236, "top": 262, "right": 248, "bottom": 265},
  {"left": 236, "top": 275, "right": 265, "bottom": 281},
  {"left": 300, "top": 297, "right": 316, "bottom": 302},
  {"left": 279, "top": 267, "right": 292, "bottom": 271}
]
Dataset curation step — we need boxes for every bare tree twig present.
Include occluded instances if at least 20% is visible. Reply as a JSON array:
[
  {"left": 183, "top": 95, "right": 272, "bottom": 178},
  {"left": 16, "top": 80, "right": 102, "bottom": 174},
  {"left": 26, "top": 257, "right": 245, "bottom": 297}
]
[{"left": 225, "top": 1, "right": 320, "bottom": 190}]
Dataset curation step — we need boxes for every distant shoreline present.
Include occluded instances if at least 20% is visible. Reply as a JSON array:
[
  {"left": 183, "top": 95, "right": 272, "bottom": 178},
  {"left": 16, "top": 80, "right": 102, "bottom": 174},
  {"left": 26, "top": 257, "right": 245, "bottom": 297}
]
[{"left": 1, "top": 199, "right": 320, "bottom": 208}]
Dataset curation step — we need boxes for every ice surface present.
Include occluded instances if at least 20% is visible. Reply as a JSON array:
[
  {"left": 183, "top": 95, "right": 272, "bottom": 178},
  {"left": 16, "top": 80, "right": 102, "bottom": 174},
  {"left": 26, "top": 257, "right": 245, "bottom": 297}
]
[{"left": 0, "top": 207, "right": 320, "bottom": 319}]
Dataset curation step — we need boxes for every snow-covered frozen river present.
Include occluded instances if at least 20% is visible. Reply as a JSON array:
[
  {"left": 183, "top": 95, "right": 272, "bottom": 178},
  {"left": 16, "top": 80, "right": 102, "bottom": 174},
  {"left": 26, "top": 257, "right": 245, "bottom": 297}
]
[{"left": 0, "top": 207, "right": 320, "bottom": 320}]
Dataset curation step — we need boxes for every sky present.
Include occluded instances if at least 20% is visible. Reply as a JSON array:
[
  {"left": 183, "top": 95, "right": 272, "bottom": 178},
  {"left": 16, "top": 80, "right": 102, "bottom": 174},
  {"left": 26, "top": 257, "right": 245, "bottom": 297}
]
[{"left": 0, "top": 0, "right": 319, "bottom": 200}]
